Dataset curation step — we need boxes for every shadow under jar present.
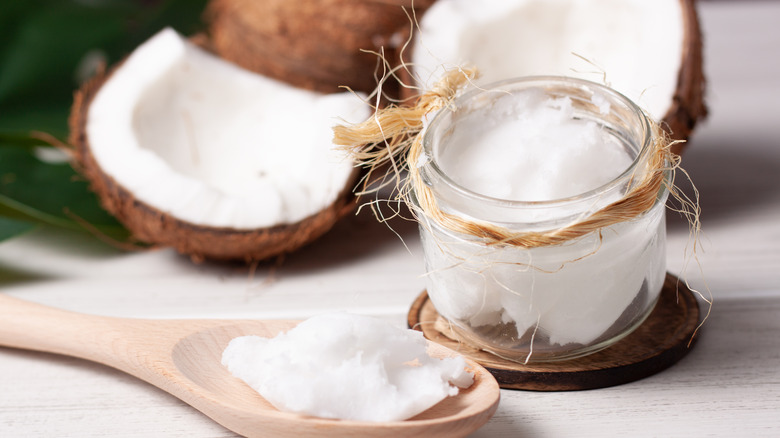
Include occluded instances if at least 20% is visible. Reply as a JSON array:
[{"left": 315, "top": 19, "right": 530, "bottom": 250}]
[{"left": 413, "top": 76, "right": 669, "bottom": 363}]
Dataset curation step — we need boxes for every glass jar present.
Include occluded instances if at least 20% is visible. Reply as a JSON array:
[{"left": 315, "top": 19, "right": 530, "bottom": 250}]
[{"left": 414, "top": 76, "right": 669, "bottom": 363}]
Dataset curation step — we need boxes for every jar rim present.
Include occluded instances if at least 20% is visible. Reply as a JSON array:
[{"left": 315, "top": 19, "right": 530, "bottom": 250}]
[{"left": 421, "top": 75, "right": 655, "bottom": 210}]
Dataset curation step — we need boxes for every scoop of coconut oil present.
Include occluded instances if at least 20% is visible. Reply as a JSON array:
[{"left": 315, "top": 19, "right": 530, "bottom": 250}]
[
  {"left": 419, "top": 85, "right": 667, "bottom": 359},
  {"left": 222, "top": 313, "right": 474, "bottom": 422}
]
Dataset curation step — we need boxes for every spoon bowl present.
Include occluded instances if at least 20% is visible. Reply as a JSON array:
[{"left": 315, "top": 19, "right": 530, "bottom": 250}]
[{"left": 0, "top": 294, "right": 500, "bottom": 437}]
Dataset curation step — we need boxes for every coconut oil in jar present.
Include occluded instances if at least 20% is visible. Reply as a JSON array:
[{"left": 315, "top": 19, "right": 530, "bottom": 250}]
[{"left": 415, "top": 76, "right": 669, "bottom": 362}]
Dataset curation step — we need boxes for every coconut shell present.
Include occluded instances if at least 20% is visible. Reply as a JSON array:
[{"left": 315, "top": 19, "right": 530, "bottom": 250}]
[
  {"left": 397, "top": 0, "right": 706, "bottom": 154},
  {"left": 205, "top": 0, "right": 436, "bottom": 95},
  {"left": 68, "top": 68, "right": 359, "bottom": 263},
  {"left": 663, "top": 0, "right": 707, "bottom": 152}
]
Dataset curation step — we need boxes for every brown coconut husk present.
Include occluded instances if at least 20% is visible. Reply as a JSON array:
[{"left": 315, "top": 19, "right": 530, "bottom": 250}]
[
  {"left": 68, "top": 66, "right": 360, "bottom": 263},
  {"left": 205, "top": 0, "right": 436, "bottom": 96},
  {"left": 396, "top": 0, "right": 707, "bottom": 154},
  {"left": 663, "top": 0, "right": 708, "bottom": 147}
]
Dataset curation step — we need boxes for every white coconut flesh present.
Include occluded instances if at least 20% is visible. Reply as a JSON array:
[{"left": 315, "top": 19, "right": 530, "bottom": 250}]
[
  {"left": 86, "top": 28, "right": 369, "bottom": 230},
  {"left": 412, "top": 0, "right": 684, "bottom": 120}
]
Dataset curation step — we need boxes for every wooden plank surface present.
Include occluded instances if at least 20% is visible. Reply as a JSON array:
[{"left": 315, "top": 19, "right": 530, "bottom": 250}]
[{"left": 2, "top": 1, "right": 780, "bottom": 437}]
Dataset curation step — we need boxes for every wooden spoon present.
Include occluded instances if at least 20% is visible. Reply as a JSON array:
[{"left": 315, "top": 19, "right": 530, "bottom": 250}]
[{"left": 0, "top": 294, "right": 500, "bottom": 437}]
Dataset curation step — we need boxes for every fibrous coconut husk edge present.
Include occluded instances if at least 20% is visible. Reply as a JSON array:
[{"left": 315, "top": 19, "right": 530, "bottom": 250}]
[{"left": 663, "top": 0, "right": 708, "bottom": 149}]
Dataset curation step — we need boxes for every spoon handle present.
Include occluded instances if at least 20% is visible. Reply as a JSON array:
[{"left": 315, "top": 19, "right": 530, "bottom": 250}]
[
  {"left": 1, "top": 294, "right": 127, "bottom": 358},
  {"left": 0, "top": 294, "right": 193, "bottom": 372}
]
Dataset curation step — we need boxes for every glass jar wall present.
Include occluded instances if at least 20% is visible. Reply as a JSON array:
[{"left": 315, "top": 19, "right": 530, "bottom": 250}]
[{"left": 414, "top": 76, "right": 669, "bottom": 362}]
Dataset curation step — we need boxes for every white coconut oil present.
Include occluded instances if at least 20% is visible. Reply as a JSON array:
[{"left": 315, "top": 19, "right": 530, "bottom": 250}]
[
  {"left": 222, "top": 313, "right": 473, "bottom": 421},
  {"left": 416, "top": 76, "right": 668, "bottom": 362}
]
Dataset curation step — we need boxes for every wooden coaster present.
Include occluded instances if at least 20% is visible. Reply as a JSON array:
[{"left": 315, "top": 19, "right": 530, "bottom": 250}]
[{"left": 408, "top": 273, "right": 701, "bottom": 391}]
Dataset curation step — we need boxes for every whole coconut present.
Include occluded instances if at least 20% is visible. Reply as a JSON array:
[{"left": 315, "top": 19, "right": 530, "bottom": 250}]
[{"left": 207, "top": 0, "right": 436, "bottom": 95}]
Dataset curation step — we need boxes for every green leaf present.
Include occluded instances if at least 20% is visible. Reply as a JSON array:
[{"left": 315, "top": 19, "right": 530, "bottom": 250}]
[
  {"left": 0, "top": 0, "right": 209, "bottom": 138},
  {"left": 0, "top": 146, "right": 128, "bottom": 239},
  {"left": 0, "top": 105, "right": 72, "bottom": 140},
  {"left": 0, "top": 131, "right": 53, "bottom": 149},
  {"left": 0, "top": 217, "right": 36, "bottom": 243}
]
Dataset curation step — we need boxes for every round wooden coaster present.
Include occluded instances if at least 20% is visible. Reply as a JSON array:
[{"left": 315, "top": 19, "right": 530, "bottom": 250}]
[{"left": 408, "top": 273, "right": 701, "bottom": 391}]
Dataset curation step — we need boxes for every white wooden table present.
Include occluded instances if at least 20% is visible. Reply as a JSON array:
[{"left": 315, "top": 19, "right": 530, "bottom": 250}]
[{"left": 2, "top": 1, "right": 779, "bottom": 436}]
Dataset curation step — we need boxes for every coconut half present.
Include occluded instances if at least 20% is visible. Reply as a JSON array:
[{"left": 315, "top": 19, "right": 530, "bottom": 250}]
[
  {"left": 409, "top": 0, "right": 706, "bottom": 148},
  {"left": 69, "top": 28, "right": 370, "bottom": 262}
]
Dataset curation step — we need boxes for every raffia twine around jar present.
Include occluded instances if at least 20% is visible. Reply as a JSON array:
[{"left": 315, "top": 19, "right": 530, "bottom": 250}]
[{"left": 334, "top": 68, "right": 698, "bottom": 250}]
